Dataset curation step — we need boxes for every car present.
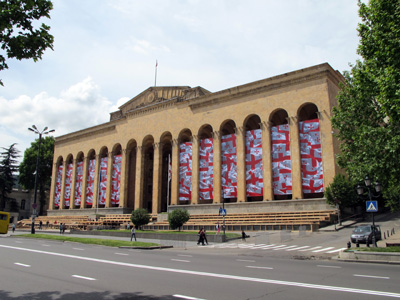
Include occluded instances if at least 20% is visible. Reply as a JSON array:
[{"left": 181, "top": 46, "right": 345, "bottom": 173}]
[{"left": 350, "top": 224, "right": 381, "bottom": 244}]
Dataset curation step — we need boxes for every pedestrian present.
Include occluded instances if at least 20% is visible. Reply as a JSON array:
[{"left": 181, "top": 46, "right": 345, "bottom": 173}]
[
  {"left": 219, "top": 207, "right": 222, "bottom": 216},
  {"left": 62, "top": 223, "right": 66, "bottom": 234},
  {"left": 131, "top": 226, "right": 136, "bottom": 241},
  {"left": 46, "top": 221, "right": 49, "bottom": 229},
  {"left": 242, "top": 230, "right": 247, "bottom": 241},
  {"left": 12, "top": 223, "right": 15, "bottom": 233},
  {"left": 127, "top": 223, "right": 130, "bottom": 230},
  {"left": 203, "top": 229, "right": 208, "bottom": 245},
  {"left": 216, "top": 222, "right": 220, "bottom": 234},
  {"left": 39, "top": 220, "right": 42, "bottom": 230},
  {"left": 60, "top": 223, "right": 63, "bottom": 234},
  {"left": 197, "top": 228, "right": 205, "bottom": 245}
]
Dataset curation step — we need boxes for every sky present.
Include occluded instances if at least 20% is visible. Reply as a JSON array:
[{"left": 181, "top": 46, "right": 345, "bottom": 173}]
[{"left": 0, "top": 0, "right": 361, "bottom": 163}]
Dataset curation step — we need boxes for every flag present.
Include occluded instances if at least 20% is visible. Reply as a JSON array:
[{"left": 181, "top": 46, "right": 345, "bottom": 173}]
[
  {"left": 168, "top": 154, "right": 172, "bottom": 182},
  {"left": 156, "top": 60, "right": 158, "bottom": 68}
]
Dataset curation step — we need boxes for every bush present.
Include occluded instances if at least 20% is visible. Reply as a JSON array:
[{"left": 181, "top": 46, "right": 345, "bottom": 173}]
[
  {"left": 324, "top": 174, "right": 360, "bottom": 209},
  {"left": 168, "top": 208, "right": 190, "bottom": 231},
  {"left": 130, "top": 208, "right": 151, "bottom": 229}
]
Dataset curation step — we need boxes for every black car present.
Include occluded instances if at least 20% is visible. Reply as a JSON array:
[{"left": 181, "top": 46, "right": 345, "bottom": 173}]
[{"left": 350, "top": 224, "right": 381, "bottom": 244}]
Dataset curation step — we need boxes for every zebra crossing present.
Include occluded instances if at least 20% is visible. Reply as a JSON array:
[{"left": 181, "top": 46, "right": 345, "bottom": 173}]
[{"left": 203, "top": 243, "right": 346, "bottom": 254}]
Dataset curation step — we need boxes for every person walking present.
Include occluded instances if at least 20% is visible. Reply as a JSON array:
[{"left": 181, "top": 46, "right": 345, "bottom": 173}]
[
  {"left": 39, "top": 220, "right": 42, "bottom": 230},
  {"left": 12, "top": 223, "right": 15, "bottom": 233},
  {"left": 131, "top": 226, "right": 137, "bottom": 241},
  {"left": 216, "top": 222, "right": 220, "bottom": 234},
  {"left": 197, "top": 228, "right": 205, "bottom": 245},
  {"left": 59, "top": 223, "right": 63, "bottom": 234}
]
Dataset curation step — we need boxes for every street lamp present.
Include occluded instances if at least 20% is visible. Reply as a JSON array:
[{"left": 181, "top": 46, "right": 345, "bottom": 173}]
[
  {"left": 28, "top": 125, "right": 55, "bottom": 234},
  {"left": 356, "top": 174, "right": 382, "bottom": 247}
]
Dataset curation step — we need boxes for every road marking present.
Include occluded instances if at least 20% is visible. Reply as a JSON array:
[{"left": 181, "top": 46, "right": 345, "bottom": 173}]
[
  {"left": 354, "top": 274, "right": 390, "bottom": 280},
  {"left": 312, "top": 247, "right": 335, "bottom": 253},
  {"left": 2, "top": 245, "right": 400, "bottom": 298},
  {"left": 246, "top": 266, "right": 274, "bottom": 270},
  {"left": 173, "top": 294, "right": 206, "bottom": 300},
  {"left": 41, "top": 244, "right": 51, "bottom": 247},
  {"left": 317, "top": 265, "right": 342, "bottom": 269},
  {"left": 299, "top": 246, "right": 322, "bottom": 252},
  {"left": 15, "top": 263, "right": 30, "bottom": 267},
  {"left": 73, "top": 248, "right": 85, "bottom": 251},
  {"left": 15, "top": 241, "right": 23, "bottom": 243},
  {"left": 171, "top": 259, "right": 190, "bottom": 263},
  {"left": 273, "top": 245, "right": 298, "bottom": 251},
  {"left": 326, "top": 248, "right": 347, "bottom": 253},
  {"left": 236, "top": 259, "right": 256, "bottom": 262},
  {"left": 286, "top": 246, "right": 310, "bottom": 251},
  {"left": 178, "top": 254, "right": 192, "bottom": 257},
  {"left": 72, "top": 275, "right": 97, "bottom": 281},
  {"left": 115, "top": 253, "right": 129, "bottom": 256}
]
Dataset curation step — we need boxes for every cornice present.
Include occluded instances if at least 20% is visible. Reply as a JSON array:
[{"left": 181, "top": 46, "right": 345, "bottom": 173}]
[{"left": 55, "top": 123, "right": 118, "bottom": 146}]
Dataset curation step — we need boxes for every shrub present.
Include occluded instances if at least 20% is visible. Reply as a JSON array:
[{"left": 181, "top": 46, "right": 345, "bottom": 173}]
[
  {"left": 130, "top": 208, "right": 151, "bottom": 229},
  {"left": 168, "top": 208, "right": 190, "bottom": 231}
]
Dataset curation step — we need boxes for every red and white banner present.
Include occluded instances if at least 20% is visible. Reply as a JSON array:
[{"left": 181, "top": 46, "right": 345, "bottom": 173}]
[
  {"left": 98, "top": 156, "right": 108, "bottom": 205},
  {"left": 64, "top": 163, "right": 73, "bottom": 207},
  {"left": 74, "top": 161, "right": 84, "bottom": 206},
  {"left": 271, "top": 124, "right": 292, "bottom": 195},
  {"left": 299, "top": 119, "right": 324, "bottom": 193},
  {"left": 111, "top": 154, "right": 122, "bottom": 205},
  {"left": 54, "top": 164, "right": 63, "bottom": 208},
  {"left": 221, "top": 134, "right": 237, "bottom": 198},
  {"left": 85, "top": 159, "right": 96, "bottom": 205},
  {"left": 199, "top": 138, "right": 214, "bottom": 200},
  {"left": 245, "top": 129, "right": 263, "bottom": 197},
  {"left": 179, "top": 142, "right": 192, "bottom": 201}
]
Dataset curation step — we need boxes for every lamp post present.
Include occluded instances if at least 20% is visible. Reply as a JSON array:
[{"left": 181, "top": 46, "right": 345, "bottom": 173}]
[
  {"left": 356, "top": 174, "right": 382, "bottom": 247},
  {"left": 28, "top": 125, "right": 55, "bottom": 234}
]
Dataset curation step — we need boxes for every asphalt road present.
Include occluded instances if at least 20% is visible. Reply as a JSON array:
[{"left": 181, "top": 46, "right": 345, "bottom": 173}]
[{"left": 0, "top": 235, "right": 399, "bottom": 300}]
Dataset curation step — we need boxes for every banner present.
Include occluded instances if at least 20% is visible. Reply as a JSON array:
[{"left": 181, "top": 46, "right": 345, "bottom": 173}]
[
  {"left": 271, "top": 124, "right": 292, "bottom": 195},
  {"left": 221, "top": 134, "right": 237, "bottom": 198},
  {"left": 98, "top": 156, "right": 108, "bottom": 205},
  {"left": 245, "top": 129, "right": 263, "bottom": 197},
  {"left": 111, "top": 154, "right": 122, "bottom": 205},
  {"left": 64, "top": 163, "right": 73, "bottom": 207},
  {"left": 299, "top": 119, "right": 324, "bottom": 193},
  {"left": 85, "top": 159, "right": 96, "bottom": 205},
  {"left": 74, "top": 161, "right": 84, "bottom": 206},
  {"left": 179, "top": 142, "right": 192, "bottom": 201},
  {"left": 199, "top": 138, "right": 214, "bottom": 200},
  {"left": 54, "top": 164, "right": 63, "bottom": 208}
]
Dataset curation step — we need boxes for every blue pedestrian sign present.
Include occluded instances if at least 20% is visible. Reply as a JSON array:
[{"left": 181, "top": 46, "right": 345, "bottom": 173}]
[
  {"left": 221, "top": 209, "right": 227, "bottom": 216},
  {"left": 366, "top": 200, "right": 378, "bottom": 212}
]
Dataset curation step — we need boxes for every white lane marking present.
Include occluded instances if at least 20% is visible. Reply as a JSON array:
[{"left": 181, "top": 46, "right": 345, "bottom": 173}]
[
  {"left": 72, "top": 275, "right": 97, "bottom": 281},
  {"left": 354, "top": 274, "right": 390, "bottom": 280},
  {"left": 178, "top": 254, "right": 193, "bottom": 257},
  {"left": 247, "top": 266, "right": 274, "bottom": 270},
  {"left": 41, "top": 244, "right": 51, "bottom": 247},
  {"left": 73, "top": 248, "right": 85, "bottom": 251},
  {"left": 266, "top": 245, "right": 287, "bottom": 250},
  {"left": 173, "top": 294, "right": 206, "bottom": 300},
  {"left": 286, "top": 246, "right": 310, "bottom": 251},
  {"left": 256, "top": 244, "right": 278, "bottom": 249},
  {"left": 273, "top": 245, "right": 298, "bottom": 251},
  {"left": 2, "top": 245, "right": 400, "bottom": 298},
  {"left": 115, "top": 253, "right": 129, "bottom": 256},
  {"left": 250, "top": 244, "right": 268, "bottom": 248},
  {"left": 312, "top": 247, "right": 335, "bottom": 253},
  {"left": 299, "top": 246, "right": 322, "bottom": 252},
  {"left": 236, "top": 259, "right": 256, "bottom": 262},
  {"left": 327, "top": 248, "right": 347, "bottom": 253},
  {"left": 317, "top": 265, "right": 342, "bottom": 269},
  {"left": 171, "top": 259, "right": 190, "bottom": 263},
  {"left": 15, "top": 241, "right": 23, "bottom": 243},
  {"left": 15, "top": 263, "right": 30, "bottom": 267}
]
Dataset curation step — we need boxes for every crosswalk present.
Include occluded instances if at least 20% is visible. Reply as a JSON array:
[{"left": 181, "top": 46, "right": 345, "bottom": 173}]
[{"left": 203, "top": 243, "right": 347, "bottom": 254}]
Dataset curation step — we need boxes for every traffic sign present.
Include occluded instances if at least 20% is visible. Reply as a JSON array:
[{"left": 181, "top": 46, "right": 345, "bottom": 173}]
[
  {"left": 221, "top": 209, "right": 227, "bottom": 216},
  {"left": 366, "top": 200, "right": 378, "bottom": 212}
]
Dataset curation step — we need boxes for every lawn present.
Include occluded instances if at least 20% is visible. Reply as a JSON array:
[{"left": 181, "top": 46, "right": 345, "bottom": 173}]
[
  {"left": 100, "top": 229, "right": 240, "bottom": 239},
  {"left": 348, "top": 246, "right": 400, "bottom": 252}
]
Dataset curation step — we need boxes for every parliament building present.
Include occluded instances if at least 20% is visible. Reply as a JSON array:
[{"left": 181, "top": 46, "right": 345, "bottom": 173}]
[{"left": 48, "top": 63, "right": 343, "bottom": 219}]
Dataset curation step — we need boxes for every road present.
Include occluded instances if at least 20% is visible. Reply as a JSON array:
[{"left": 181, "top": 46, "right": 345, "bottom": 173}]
[{"left": 0, "top": 235, "right": 399, "bottom": 300}]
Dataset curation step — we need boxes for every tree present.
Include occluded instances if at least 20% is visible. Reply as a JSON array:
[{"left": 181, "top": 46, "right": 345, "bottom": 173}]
[
  {"left": 324, "top": 174, "right": 360, "bottom": 210},
  {"left": 19, "top": 136, "right": 54, "bottom": 215},
  {"left": 331, "top": 0, "right": 400, "bottom": 211},
  {"left": 168, "top": 208, "right": 190, "bottom": 231},
  {"left": 0, "top": 0, "right": 54, "bottom": 86},
  {"left": 0, "top": 143, "right": 20, "bottom": 210},
  {"left": 130, "top": 208, "right": 151, "bottom": 230}
]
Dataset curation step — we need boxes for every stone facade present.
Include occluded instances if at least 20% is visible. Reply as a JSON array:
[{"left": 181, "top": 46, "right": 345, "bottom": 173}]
[{"left": 48, "top": 63, "right": 343, "bottom": 217}]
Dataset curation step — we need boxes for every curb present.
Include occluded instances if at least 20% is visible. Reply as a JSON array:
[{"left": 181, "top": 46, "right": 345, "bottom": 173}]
[{"left": 119, "top": 245, "right": 174, "bottom": 250}]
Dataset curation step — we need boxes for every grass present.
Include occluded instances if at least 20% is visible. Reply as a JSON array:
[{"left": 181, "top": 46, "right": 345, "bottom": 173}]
[
  {"left": 348, "top": 246, "right": 400, "bottom": 252},
  {"left": 17, "top": 234, "right": 160, "bottom": 248},
  {"left": 100, "top": 229, "right": 241, "bottom": 239}
]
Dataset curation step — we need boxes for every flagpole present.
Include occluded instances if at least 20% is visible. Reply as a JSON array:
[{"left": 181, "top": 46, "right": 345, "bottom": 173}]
[
  {"left": 167, "top": 154, "right": 171, "bottom": 213},
  {"left": 154, "top": 60, "right": 158, "bottom": 87}
]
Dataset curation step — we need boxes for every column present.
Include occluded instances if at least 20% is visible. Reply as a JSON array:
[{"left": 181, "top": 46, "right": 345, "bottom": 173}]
[
  {"left": 80, "top": 157, "right": 88, "bottom": 209},
  {"left": 152, "top": 143, "right": 162, "bottom": 214},
  {"left": 262, "top": 122, "right": 274, "bottom": 201},
  {"left": 170, "top": 139, "right": 180, "bottom": 206},
  {"left": 59, "top": 160, "right": 67, "bottom": 210},
  {"left": 212, "top": 131, "right": 222, "bottom": 204},
  {"left": 49, "top": 162, "right": 58, "bottom": 210},
  {"left": 92, "top": 154, "right": 101, "bottom": 210},
  {"left": 105, "top": 152, "right": 113, "bottom": 208},
  {"left": 289, "top": 117, "right": 303, "bottom": 199},
  {"left": 69, "top": 159, "right": 77, "bottom": 209},
  {"left": 191, "top": 136, "right": 199, "bottom": 204},
  {"left": 235, "top": 127, "right": 246, "bottom": 202},
  {"left": 119, "top": 149, "right": 129, "bottom": 208},
  {"left": 134, "top": 146, "right": 144, "bottom": 209}
]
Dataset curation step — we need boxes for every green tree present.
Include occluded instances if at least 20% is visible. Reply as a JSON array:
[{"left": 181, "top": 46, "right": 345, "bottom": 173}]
[
  {"left": 0, "top": 0, "right": 54, "bottom": 86},
  {"left": 19, "top": 136, "right": 54, "bottom": 215},
  {"left": 168, "top": 208, "right": 190, "bottom": 231},
  {"left": 0, "top": 143, "right": 20, "bottom": 210},
  {"left": 331, "top": 0, "right": 400, "bottom": 211},
  {"left": 130, "top": 208, "right": 151, "bottom": 229},
  {"left": 324, "top": 174, "right": 360, "bottom": 210}
]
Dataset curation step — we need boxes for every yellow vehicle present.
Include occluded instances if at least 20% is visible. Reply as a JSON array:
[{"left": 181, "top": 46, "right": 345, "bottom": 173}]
[{"left": 0, "top": 211, "right": 10, "bottom": 234}]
